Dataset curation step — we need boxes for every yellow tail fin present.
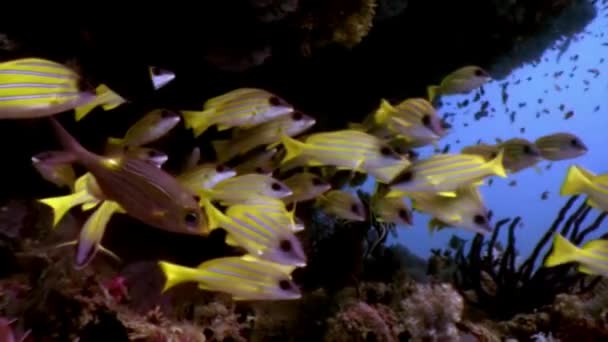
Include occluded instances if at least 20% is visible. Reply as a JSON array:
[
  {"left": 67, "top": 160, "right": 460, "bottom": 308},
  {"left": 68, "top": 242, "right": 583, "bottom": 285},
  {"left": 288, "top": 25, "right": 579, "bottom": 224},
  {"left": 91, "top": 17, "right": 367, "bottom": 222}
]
[
  {"left": 486, "top": 148, "right": 507, "bottom": 178},
  {"left": 158, "top": 261, "right": 201, "bottom": 292},
  {"left": 39, "top": 191, "right": 95, "bottom": 227},
  {"left": 181, "top": 109, "right": 215, "bottom": 137},
  {"left": 560, "top": 165, "right": 593, "bottom": 196},
  {"left": 427, "top": 85, "right": 440, "bottom": 102},
  {"left": 74, "top": 100, "right": 100, "bottom": 121},
  {"left": 280, "top": 135, "right": 306, "bottom": 164},
  {"left": 544, "top": 234, "right": 580, "bottom": 268},
  {"left": 201, "top": 198, "right": 227, "bottom": 230},
  {"left": 375, "top": 99, "right": 396, "bottom": 124}
]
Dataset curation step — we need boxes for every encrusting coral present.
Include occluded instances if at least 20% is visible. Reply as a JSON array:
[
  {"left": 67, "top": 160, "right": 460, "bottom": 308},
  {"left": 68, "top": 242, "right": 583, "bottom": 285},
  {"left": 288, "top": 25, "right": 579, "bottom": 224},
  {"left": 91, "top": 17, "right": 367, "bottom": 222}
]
[{"left": 399, "top": 283, "right": 464, "bottom": 341}]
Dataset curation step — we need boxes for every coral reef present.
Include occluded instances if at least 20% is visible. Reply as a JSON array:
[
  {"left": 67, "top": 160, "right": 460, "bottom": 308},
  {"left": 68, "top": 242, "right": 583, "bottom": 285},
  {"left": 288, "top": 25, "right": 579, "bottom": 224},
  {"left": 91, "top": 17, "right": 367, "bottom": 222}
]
[
  {"left": 454, "top": 196, "right": 605, "bottom": 320},
  {"left": 399, "top": 283, "right": 464, "bottom": 341}
]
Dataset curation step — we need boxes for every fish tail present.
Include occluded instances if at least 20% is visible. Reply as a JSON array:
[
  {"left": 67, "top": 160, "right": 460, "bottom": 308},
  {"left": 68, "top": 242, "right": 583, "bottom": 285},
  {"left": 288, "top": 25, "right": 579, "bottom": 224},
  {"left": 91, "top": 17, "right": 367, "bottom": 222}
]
[
  {"left": 212, "top": 139, "right": 233, "bottom": 162},
  {"left": 74, "top": 100, "right": 100, "bottom": 121},
  {"left": 49, "top": 118, "right": 90, "bottom": 159},
  {"left": 427, "top": 85, "right": 439, "bottom": 102},
  {"left": 75, "top": 201, "right": 119, "bottom": 269},
  {"left": 39, "top": 192, "right": 88, "bottom": 227},
  {"left": 544, "top": 234, "right": 580, "bottom": 268},
  {"left": 280, "top": 135, "right": 306, "bottom": 164},
  {"left": 560, "top": 165, "right": 592, "bottom": 196},
  {"left": 375, "top": 99, "right": 395, "bottom": 123},
  {"left": 201, "top": 198, "right": 225, "bottom": 230},
  {"left": 181, "top": 109, "right": 214, "bottom": 137},
  {"left": 486, "top": 148, "right": 507, "bottom": 178},
  {"left": 158, "top": 261, "right": 201, "bottom": 292}
]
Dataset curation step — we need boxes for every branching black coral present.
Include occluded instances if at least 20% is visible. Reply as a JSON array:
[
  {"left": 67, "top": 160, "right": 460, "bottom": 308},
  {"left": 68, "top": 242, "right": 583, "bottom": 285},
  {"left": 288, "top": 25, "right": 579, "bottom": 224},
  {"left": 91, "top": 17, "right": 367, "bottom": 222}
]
[{"left": 454, "top": 196, "right": 606, "bottom": 320}]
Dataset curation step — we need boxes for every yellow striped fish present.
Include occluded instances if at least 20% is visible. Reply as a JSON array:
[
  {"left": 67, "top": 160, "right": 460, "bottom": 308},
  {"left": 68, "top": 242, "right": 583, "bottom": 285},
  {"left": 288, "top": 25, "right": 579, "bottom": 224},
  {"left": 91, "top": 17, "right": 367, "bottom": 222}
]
[
  {"left": 213, "top": 111, "right": 316, "bottom": 162},
  {"left": 561, "top": 165, "right": 608, "bottom": 212},
  {"left": 178, "top": 163, "right": 237, "bottom": 192},
  {"left": 362, "top": 98, "right": 445, "bottom": 144},
  {"left": 410, "top": 186, "right": 492, "bottom": 234},
  {"left": 545, "top": 234, "right": 608, "bottom": 276},
  {"left": 427, "top": 65, "right": 491, "bottom": 102},
  {"left": 280, "top": 130, "right": 408, "bottom": 183},
  {"left": 371, "top": 195, "right": 412, "bottom": 225},
  {"left": 158, "top": 255, "right": 301, "bottom": 300},
  {"left": 0, "top": 58, "right": 95, "bottom": 119},
  {"left": 106, "top": 109, "right": 181, "bottom": 148},
  {"left": 234, "top": 148, "right": 280, "bottom": 175},
  {"left": 388, "top": 150, "right": 506, "bottom": 196},
  {"left": 203, "top": 199, "right": 307, "bottom": 266},
  {"left": 282, "top": 172, "right": 331, "bottom": 204},
  {"left": 497, "top": 138, "right": 542, "bottom": 173},
  {"left": 535, "top": 133, "right": 588, "bottom": 161},
  {"left": 316, "top": 190, "right": 366, "bottom": 222},
  {"left": 204, "top": 174, "right": 292, "bottom": 205},
  {"left": 182, "top": 88, "right": 294, "bottom": 137}
]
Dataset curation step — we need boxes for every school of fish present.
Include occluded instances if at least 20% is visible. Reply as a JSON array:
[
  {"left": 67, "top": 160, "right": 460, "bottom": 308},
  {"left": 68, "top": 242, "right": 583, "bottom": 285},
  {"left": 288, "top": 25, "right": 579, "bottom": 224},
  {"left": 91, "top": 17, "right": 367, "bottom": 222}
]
[{"left": 0, "top": 57, "right": 600, "bottom": 300}]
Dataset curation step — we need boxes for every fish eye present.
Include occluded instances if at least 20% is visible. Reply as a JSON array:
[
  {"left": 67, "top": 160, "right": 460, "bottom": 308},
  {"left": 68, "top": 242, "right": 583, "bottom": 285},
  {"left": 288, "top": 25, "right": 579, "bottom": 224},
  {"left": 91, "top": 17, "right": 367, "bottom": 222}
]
[
  {"left": 147, "top": 150, "right": 160, "bottom": 157},
  {"left": 216, "top": 164, "right": 226, "bottom": 172},
  {"left": 421, "top": 115, "right": 431, "bottom": 127},
  {"left": 184, "top": 211, "right": 199, "bottom": 225},
  {"left": 278, "top": 279, "right": 292, "bottom": 290},
  {"left": 279, "top": 239, "right": 292, "bottom": 252},
  {"left": 151, "top": 66, "right": 161, "bottom": 75},
  {"left": 255, "top": 166, "right": 264, "bottom": 173},
  {"left": 489, "top": 152, "right": 497, "bottom": 159},
  {"left": 160, "top": 110, "right": 172, "bottom": 118},
  {"left": 380, "top": 146, "right": 392, "bottom": 156},
  {"left": 271, "top": 182, "right": 282, "bottom": 191},
  {"left": 268, "top": 96, "right": 282, "bottom": 106},
  {"left": 570, "top": 139, "right": 579, "bottom": 146},
  {"left": 522, "top": 145, "right": 533, "bottom": 154},
  {"left": 193, "top": 195, "right": 200, "bottom": 202},
  {"left": 292, "top": 112, "right": 303, "bottom": 120},
  {"left": 398, "top": 209, "right": 409, "bottom": 219},
  {"left": 395, "top": 170, "right": 413, "bottom": 183},
  {"left": 473, "top": 214, "right": 486, "bottom": 225},
  {"left": 474, "top": 68, "right": 486, "bottom": 77},
  {"left": 312, "top": 177, "right": 324, "bottom": 186},
  {"left": 350, "top": 204, "right": 360, "bottom": 214}
]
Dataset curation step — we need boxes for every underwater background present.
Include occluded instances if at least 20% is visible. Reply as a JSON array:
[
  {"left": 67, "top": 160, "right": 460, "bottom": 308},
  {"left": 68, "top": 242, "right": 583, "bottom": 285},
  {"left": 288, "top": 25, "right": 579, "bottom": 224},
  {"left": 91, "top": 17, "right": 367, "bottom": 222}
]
[{"left": 1, "top": 0, "right": 608, "bottom": 341}]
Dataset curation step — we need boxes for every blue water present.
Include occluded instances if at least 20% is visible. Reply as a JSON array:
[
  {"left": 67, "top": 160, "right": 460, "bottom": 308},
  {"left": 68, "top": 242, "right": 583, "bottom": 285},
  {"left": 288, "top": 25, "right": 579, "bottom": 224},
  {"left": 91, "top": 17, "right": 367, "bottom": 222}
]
[{"left": 381, "top": 2, "right": 608, "bottom": 260}]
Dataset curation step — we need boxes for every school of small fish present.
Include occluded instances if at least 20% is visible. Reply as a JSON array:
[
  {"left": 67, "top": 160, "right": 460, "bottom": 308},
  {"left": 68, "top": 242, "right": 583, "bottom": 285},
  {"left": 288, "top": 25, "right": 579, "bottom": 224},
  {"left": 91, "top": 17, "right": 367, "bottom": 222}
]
[{"left": 0, "top": 56, "right": 601, "bottom": 300}]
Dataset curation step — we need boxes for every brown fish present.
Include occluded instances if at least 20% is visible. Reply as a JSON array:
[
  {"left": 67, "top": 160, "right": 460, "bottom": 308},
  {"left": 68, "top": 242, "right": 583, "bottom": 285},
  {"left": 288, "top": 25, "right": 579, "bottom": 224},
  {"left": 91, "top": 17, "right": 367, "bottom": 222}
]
[{"left": 48, "top": 118, "right": 207, "bottom": 235}]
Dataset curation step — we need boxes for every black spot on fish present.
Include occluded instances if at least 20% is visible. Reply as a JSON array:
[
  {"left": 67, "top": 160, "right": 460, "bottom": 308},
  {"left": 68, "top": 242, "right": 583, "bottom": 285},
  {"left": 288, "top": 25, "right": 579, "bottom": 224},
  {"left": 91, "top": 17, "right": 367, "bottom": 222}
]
[
  {"left": 473, "top": 215, "right": 486, "bottom": 225},
  {"left": 278, "top": 279, "right": 292, "bottom": 290},
  {"left": 393, "top": 170, "right": 413, "bottom": 183},
  {"left": 279, "top": 239, "right": 292, "bottom": 252}
]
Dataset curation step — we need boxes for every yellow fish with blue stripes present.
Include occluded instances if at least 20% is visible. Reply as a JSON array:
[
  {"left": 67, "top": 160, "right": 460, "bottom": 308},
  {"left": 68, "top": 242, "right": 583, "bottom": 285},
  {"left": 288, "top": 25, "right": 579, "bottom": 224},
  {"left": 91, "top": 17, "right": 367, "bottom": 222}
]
[
  {"left": 159, "top": 255, "right": 301, "bottom": 300},
  {"left": 182, "top": 88, "right": 294, "bottom": 137},
  {"left": 0, "top": 58, "right": 95, "bottom": 119},
  {"left": 545, "top": 233, "right": 608, "bottom": 276},
  {"left": 280, "top": 130, "right": 409, "bottom": 183}
]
